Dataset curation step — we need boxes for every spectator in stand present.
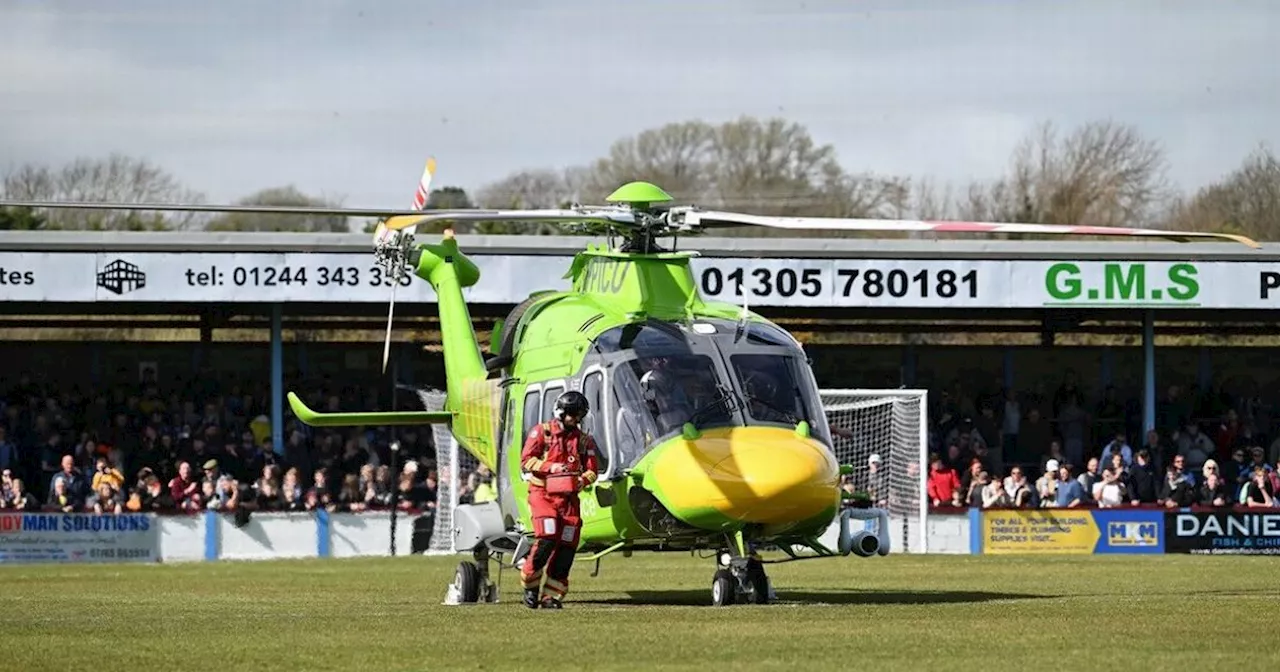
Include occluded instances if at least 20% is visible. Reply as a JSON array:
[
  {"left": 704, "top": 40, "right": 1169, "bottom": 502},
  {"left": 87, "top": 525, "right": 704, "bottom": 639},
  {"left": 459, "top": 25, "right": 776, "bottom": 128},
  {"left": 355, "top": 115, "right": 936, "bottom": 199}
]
[
  {"left": 1128, "top": 450, "right": 1158, "bottom": 505},
  {"left": 48, "top": 477, "right": 79, "bottom": 512},
  {"left": 1054, "top": 463, "right": 1085, "bottom": 507},
  {"left": 1158, "top": 462, "right": 1195, "bottom": 508},
  {"left": 1041, "top": 440, "right": 1068, "bottom": 476},
  {"left": 1175, "top": 422, "right": 1215, "bottom": 472},
  {"left": 93, "top": 482, "right": 122, "bottom": 514},
  {"left": 965, "top": 470, "right": 989, "bottom": 507},
  {"left": 1214, "top": 409, "right": 1242, "bottom": 462},
  {"left": 1077, "top": 457, "right": 1101, "bottom": 503},
  {"left": 169, "top": 461, "right": 199, "bottom": 511},
  {"left": 473, "top": 466, "right": 497, "bottom": 504},
  {"left": 128, "top": 473, "right": 173, "bottom": 511},
  {"left": 1036, "top": 459, "right": 1060, "bottom": 508},
  {"left": 3, "top": 478, "right": 37, "bottom": 511},
  {"left": 92, "top": 456, "right": 124, "bottom": 495},
  {"left": 49, "top": 454, "right": 87, "bottom": 505},
  {"left": 280, "top": 468, "right": 304, "bottom": 511},
  {"left": 979, "top": 475, "right": 1009, "bottom": 508},
  {"left": 1243, "top": 467, "right": 1275, "bottom": 507},
  {"left": 1003, "top": 466, "right": 1035, "bottom": 508},
  {"left": 1106, "top": 453, "right": 1128, "bottom": 493},
  {"left": 927, "top": 454, "right": 961, "bottom": 508},
  {"left": 1100, "top": 431, "right": 1133, "bottom": 469},
  {"left": 1, "top": 468, "right": 13, "bottom": 503},
  {"left": 308, "top": 468, "right": 335, "bottom": 511},
  {"left": 1091, "top": 467, "right": 1126, "bottom": 508},
  {"left": 1227, "top": 448, "right": 1252, "bottom": 490},
  {"left": 1197, "top": 471, "right": 1231, "bottom": 507},
  {"left": 338, "top": 474, "right": 365, "bottom": 512}
]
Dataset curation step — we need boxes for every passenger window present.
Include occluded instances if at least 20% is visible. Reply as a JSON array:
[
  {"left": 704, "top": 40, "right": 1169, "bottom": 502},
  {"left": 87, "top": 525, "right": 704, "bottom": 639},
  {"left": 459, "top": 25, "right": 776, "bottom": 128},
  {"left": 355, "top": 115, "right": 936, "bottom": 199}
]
[
  {"left": 522, "top": 390, "right": 542, "bottom": 446},
  {"left": 541, "top": 385, "right": 563, "bottom": 425},
  {"left": 582, "top": 371, "right": 607, "bottom": 474}
]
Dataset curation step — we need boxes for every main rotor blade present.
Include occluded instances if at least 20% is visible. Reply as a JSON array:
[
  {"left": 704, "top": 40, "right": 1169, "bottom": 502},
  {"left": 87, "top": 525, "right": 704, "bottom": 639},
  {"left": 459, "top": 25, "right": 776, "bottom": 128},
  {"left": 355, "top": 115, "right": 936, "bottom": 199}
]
[
  {"left": 0, "top": 199, "right": 463, "bottom": 218},
  {"left": 378, "top": 208, "right": 636, "bottom": 232},
  {"left": 678, "top": 209, "right": 1261, "bottom": 248},
  {"left": 0, "top": 200, "right": 637, "bottom": 231}
]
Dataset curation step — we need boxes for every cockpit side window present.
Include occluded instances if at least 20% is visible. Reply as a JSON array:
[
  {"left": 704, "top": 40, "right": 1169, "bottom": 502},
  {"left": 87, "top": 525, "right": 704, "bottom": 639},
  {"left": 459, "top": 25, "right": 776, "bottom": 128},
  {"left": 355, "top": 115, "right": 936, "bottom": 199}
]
[
  {"left": 610, "top": 367, "right": 657, "bottom": 471},
  {"left": 582, "top": 371, "right": 608, "bottom": 474},
  {"left": 627, "top": 354, "right": 732, "bottom": 436},
  {"left": 731, "top": 353, "right": 832, "bottom": 445}
]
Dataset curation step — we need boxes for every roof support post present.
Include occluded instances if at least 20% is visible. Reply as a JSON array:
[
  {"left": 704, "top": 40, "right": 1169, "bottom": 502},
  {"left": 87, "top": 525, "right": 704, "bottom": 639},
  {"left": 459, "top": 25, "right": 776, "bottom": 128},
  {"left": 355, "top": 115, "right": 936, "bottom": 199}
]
[
  {"left": 1142, "top": 309, "right": 1155, "bottom": 436},
  {"left": 272, "top": 303, "right": 284, "bottom": 456}
]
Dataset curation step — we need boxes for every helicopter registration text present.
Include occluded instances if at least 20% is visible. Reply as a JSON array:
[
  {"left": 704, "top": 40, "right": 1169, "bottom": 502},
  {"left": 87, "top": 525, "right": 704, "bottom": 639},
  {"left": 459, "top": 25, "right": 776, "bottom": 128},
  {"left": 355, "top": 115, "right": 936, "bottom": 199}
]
[
  {"left": 695, "top": 259, "right": 984, "bottom": 306},
  {"left": 578, "top": 258, "right": 632, "bottom": 295}
]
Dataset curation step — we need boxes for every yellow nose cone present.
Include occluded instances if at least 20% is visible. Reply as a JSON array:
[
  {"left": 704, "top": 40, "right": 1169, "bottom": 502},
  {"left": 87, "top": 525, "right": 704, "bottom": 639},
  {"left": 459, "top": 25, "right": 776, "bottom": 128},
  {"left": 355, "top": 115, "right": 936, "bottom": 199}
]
[{"left": 645, "top": 426, "right": 840, "bottom": 530}]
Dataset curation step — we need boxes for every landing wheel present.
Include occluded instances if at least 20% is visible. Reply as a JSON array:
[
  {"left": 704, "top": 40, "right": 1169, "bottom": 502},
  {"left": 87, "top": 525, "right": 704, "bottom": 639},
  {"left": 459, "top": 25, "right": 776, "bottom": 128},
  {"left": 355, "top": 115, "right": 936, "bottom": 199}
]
[
  {"left": 746, "top": 559, "right": 771, "bottom": 604},
  {"left": 454, "top": 561, "right": 480, "bottom": 603},
  {"left": 711, "top": 569, "right": 736, "bottom": 607}
]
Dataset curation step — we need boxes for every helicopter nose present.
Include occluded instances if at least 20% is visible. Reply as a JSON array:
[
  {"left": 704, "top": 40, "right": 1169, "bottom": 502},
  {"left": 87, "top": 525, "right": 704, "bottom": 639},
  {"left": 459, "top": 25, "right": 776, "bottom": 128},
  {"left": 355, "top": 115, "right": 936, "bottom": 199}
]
[{"left": 643, "top": 427, "right": 839, "bottom": 529}]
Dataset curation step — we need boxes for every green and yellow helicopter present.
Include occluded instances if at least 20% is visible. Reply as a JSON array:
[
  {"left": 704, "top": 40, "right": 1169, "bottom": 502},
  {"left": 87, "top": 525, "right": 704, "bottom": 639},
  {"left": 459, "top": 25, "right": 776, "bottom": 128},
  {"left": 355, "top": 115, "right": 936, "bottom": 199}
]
[{"left": 2, "top": 163, "right": 1257, "bottom": 607}]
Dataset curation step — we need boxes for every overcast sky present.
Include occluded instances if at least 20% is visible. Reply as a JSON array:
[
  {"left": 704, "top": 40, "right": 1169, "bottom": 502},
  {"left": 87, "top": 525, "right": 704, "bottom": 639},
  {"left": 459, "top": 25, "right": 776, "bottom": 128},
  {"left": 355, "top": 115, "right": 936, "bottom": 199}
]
[{"left": 1, "top": 0, "right": 1276, "bottom": 208}]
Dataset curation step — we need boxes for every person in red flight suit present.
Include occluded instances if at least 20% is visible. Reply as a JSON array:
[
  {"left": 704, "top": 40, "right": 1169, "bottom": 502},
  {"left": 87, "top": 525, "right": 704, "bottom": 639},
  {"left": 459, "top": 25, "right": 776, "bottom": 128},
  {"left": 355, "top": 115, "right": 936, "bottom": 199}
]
[{"left": 519, "top": 390, "right": 599, "bottom": 609}]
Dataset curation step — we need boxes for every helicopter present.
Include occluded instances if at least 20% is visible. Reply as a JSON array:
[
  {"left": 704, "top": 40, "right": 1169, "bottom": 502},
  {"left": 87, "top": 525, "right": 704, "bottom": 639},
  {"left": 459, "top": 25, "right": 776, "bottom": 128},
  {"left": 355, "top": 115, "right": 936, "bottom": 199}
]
[{"left": 0, "top": 164, "right": 1258, "bottom": 607}]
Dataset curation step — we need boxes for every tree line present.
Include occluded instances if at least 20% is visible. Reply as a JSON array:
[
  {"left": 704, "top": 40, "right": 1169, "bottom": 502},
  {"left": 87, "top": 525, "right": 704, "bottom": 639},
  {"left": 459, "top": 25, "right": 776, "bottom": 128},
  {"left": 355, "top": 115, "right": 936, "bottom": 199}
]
[{"left": 1, "top": 117, "right": 1276, "bottom": 240}]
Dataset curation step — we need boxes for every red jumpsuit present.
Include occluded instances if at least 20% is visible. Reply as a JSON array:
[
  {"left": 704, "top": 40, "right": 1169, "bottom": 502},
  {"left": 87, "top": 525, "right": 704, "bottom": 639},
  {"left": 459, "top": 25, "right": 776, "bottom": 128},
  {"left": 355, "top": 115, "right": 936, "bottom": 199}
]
[{"left": 519, "top": 419, "right": 599, "bottom": 602}]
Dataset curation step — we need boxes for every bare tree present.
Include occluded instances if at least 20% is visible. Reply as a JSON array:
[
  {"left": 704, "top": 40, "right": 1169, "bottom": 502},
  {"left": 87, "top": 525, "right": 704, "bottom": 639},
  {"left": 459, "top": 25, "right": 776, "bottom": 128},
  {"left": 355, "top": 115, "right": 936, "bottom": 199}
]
[
  {"left": 205, "top": 185, "right": 348, "bottom": 232},
  {"left": 471, "top": 169, "right": 583, "bottom": 234},
  {"left": 484, "top": 116, "right": 912, "bottom": 238},
  {"left": 1166, "top": 144, "right": 1280, "bottom": 239},
  {"left": 578, "top": 120, "right": 715, "bottom": 203},
  {"left": 1, "top": 154, "right": 205, "bottom": 230},
  {"left": 960, "top": 120, "right": 1171, "bottom": 228}
]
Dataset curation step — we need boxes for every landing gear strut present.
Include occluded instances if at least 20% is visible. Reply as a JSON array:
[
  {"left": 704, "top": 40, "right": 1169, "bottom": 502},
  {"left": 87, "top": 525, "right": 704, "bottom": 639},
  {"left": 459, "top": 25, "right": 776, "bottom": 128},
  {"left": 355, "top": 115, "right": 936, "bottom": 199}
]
[
  {"left": 711, "top": 547, "right": 773, "bottom": 606},
  {"left": 444, "top": 546, "right": 500, "bottom": 605}
]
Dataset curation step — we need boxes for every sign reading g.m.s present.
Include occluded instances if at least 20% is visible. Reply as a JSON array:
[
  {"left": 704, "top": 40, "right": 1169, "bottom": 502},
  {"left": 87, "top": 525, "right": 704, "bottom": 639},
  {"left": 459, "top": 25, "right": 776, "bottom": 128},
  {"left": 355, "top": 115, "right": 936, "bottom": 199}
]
[
  {"left": 1042, "top": 262, "right": 1200, "bottom": 307},
  {"left": 1165, "top": 511, "right": 1280, "bottom": 555}
]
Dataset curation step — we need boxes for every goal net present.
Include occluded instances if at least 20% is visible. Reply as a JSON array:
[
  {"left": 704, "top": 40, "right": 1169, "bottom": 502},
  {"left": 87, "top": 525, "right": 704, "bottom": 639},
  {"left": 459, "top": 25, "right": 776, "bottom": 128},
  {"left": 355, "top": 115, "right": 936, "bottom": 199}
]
[
  {"left": 415, "top": 389, "right": 480, "bottom": 555},
  {"left": 820, "top": 389, "right": 929, "bottom": 554},
  {"left": 417, "top": 388, "right": 929, "bottom": 555}
]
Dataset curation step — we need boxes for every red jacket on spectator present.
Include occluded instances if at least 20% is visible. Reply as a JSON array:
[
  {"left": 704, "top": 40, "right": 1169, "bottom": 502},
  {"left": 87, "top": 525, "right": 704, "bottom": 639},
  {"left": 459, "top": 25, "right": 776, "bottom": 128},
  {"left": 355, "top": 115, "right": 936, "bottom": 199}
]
[{"left": 928, "top": 463, "right": 961, "bottom": 506}]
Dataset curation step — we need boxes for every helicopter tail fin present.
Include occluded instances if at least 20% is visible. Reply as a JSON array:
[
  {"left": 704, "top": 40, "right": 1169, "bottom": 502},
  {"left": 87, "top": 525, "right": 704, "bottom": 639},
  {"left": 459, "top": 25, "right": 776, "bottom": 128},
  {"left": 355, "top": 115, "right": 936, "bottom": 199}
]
[{"left": 411, "top": 229, "right": 499, "bottom": 471}]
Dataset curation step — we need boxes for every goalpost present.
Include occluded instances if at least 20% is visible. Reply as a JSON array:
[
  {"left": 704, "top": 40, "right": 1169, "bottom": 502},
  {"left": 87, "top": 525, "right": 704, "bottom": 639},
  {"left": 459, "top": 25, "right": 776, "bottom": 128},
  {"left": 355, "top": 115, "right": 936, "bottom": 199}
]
[
  {"left": 418, "top": 388, "right": 929, "bottom": 555},
  {"left": 819, "top": 389, "right": 929, "bottom": 555}
]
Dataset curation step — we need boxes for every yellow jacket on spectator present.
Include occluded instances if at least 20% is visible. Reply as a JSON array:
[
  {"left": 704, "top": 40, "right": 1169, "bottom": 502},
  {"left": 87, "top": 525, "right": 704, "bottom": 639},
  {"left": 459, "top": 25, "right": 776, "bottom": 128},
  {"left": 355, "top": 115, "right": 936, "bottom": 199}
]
[
  {"left": 93, "top": 468, "right": 124, "bottom": 492},
  {"left": 474, "top": 482, "right": 496, "bottom": 503}
]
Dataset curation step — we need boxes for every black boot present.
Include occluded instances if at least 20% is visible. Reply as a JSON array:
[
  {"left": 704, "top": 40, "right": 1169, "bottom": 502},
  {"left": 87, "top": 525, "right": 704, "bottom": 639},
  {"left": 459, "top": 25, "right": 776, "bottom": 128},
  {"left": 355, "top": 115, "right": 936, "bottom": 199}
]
[
  {"left": 540, "top": 597, "right": 563, "bottom": 609},
  {"left": 523, "top": 587, "right": 540, "bottom": 609}
]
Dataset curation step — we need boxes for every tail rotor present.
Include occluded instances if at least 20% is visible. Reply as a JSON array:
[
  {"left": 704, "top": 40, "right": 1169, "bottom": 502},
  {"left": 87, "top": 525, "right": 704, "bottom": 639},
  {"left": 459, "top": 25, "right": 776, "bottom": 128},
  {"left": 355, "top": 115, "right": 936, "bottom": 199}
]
[{"left": 375, "top": 157, "right": 436, "bottom": 374}]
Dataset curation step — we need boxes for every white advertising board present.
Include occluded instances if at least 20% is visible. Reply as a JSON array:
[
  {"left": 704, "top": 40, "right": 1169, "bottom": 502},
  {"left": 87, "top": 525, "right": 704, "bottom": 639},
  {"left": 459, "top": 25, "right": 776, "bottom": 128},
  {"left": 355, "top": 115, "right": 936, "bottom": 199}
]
[
  {"left": 0, "top": 512, "right": 160, "bottom": 564},
  {"left": 1, "top": 252, "right": 1278, "bottom": 308}
]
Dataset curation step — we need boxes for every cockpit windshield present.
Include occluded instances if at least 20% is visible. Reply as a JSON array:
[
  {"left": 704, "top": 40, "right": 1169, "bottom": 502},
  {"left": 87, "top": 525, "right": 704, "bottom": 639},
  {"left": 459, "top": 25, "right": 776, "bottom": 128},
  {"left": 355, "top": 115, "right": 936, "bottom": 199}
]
[
  {"left": 609, "top": 353, "right": 734, "bottom": 469},
  {"left": 730, "top": 353, "right": 831, "bottom": 444},
  {"left": 634, "top": 354, "right": 732, "bottom": 431}
]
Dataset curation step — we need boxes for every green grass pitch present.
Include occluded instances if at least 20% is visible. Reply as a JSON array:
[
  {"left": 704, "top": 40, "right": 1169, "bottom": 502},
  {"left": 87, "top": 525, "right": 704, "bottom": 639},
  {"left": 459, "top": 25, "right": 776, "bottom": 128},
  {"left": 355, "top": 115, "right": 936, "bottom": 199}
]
[{"left": 2, "top": 553, "right": 1277, "bottom": 671}]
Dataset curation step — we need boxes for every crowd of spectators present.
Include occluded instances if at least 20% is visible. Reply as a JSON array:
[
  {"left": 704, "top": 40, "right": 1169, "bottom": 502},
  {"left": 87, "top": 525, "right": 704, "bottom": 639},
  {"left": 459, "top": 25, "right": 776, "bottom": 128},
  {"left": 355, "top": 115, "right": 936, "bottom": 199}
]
[
  {"left": 4, "top": 365, "right": 1278, "bottom": 522},
  {"left": 923, "top": 370, "right": 1280, "bottom": 510},
  {"left": 0, "top": 370, "right": 496, "bottom": 523}
]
